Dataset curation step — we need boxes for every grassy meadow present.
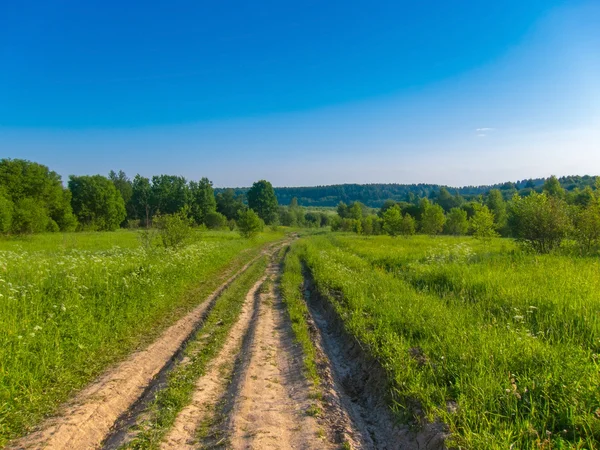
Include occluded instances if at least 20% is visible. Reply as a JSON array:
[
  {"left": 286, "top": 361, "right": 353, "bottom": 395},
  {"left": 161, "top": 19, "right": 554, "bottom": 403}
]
[
  {"left": 287, "top": 234, "right": 600, "bottom": 449},
  {"left": 0, "top": 229, "right": 284, "bottom": 446}
]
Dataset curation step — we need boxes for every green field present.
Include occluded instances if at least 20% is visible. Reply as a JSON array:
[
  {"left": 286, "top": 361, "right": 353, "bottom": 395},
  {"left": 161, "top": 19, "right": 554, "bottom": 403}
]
[
  {"left": 285, "top": 234, "right": 600, "bottom": 449},
  {"left": 0, "top": 229, "right": 283, "bottom": 446}
]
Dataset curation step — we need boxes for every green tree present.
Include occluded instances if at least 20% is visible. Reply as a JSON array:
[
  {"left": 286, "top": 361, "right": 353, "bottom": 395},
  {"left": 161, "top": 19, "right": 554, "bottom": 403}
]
[
  {"left": 437, "top": 187, "right": 463, "bottom": 212},
  {"left": 486, "top": 189, "right": 508, "bottom": 235},
  {"left": 108, "top": 170, "right": 133, "bottom": 221},
  {"left": 216, "top": 188, "right": 246, "bottom": 221},
  {"left": 382, "top": 205, "right": 403, "bottom": 237},
  {"left": 11, "top": 198, "right": 50, "bottom": 233},
  {"left": 151, "top": 175, "right": 189, "bottom": 215},
  {"left": 0, "top": 190, "right": 12, "bottom": 233},
  {"left": 237, "top": 209, "right": 264, "bottom": 238},
  {"left": 154, "top": 211, "right": 193, "bottom": 248},
  {"left": 574, "top": 201, "right": 600, "bottom": 253},
  {"left": 131, "top": 175, "right": 152, "bottom": 227},
  {"left": 336, "top": 201, "right": 349, "bottom": 218},
  {"left": 543, "top": 175, "right": 565, "bottom": 198},
  {"left": 421, "top": 203, "right": 446, "bottom": 235},
  {"left": 247, "top": 180, "right": 279, "bottom": 225},
  {"left": 445, "top": 207, "right": 469, "bottom": 235},
  {"left": 189, "top": 177, "right": 217, "bottom": 225},
  {"left": 0, "top": 159, "right": 76, "bottom": 233},
  {"left": 470, "top": 205, "right": 498, "bottom": 240},
  {"left": 509, "top": 192, "right": 571, "bottom": 253},
  {"left": 348, "top": 202, "right": 364, "bottom": 220},
  {"left": 400, "top": 213, "right": 416, "bottom": 236},
  {"left": 69, "top": 175, "right": 126, "bottom": 231}
]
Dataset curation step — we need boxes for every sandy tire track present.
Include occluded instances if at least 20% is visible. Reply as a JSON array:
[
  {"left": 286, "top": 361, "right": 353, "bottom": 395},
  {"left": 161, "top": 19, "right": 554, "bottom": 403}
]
[
  {"left": 7, "top": 243, "right": 282, "bottom": 450},
  {"left": 159, "top": 274, "right": 267, "bottom": 449},
  {"left": 218, "top": 259, "right": 336, "bottom": 450}
]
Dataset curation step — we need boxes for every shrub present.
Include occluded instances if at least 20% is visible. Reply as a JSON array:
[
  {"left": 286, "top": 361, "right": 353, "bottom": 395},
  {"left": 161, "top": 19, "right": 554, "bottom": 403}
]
[
  {"left": 237, "top": 209, "right": 264, "bottom": 238},
  {"left": 153, "top": 211, "right": 193, "bottom": 248},
  {"left": 204, "top": 211, "right": 228, "bottom": 230}
]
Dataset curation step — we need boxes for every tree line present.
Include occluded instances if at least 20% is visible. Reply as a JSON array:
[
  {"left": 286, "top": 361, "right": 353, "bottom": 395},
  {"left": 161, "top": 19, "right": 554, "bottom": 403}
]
[
  {"left": 224, "top": 175, "right": 599, "bottom": 207},
  {"left": 0, "top": 159, "right": 330, "bottom": 236},
  {"left": 333, "top": 176, "right": 600, "bottom": 254}
]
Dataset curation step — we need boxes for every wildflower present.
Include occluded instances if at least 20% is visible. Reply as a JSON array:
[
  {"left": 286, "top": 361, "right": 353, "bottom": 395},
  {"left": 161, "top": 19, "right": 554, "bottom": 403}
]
[{"left": 33, "top": 325, "right": 42, "bottom": 331}]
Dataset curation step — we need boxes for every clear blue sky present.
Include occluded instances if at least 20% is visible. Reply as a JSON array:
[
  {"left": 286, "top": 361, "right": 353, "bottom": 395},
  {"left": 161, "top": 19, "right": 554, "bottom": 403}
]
[{"left": 1, "top": 0, "right": 599, "bottom": 187}]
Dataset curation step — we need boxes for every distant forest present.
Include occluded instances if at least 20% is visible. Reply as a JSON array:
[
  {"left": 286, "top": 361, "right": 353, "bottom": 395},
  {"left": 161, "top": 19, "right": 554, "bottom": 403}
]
[{"left": 219, "top": 175, "right": 599, "bottom": 207}]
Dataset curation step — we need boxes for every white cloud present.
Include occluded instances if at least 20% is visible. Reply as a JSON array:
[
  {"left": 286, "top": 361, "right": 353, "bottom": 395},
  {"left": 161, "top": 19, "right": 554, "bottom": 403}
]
[
  {"left": 477, "top": 133, "right": 487, "bottom": 137},
  {"left": 476, "top": 127, "right": 495, "bottom": 132}
]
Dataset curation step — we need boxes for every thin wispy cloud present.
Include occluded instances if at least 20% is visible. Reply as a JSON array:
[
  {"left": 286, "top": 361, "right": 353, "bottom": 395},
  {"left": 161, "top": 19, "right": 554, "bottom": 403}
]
[{"left": 476, "top": 127, "right": 495, "bottom": 132}]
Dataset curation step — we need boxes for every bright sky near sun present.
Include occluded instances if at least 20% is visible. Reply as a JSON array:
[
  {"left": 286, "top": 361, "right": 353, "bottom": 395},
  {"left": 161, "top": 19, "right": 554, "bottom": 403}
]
[{"left": 1, "top": 0, "right": 599, "bottom": 187}]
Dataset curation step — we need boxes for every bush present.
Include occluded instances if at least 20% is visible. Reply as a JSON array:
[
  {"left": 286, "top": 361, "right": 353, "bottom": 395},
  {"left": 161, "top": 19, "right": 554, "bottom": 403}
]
[
  {"left": 153, "top": 211, "right": 193, "bottom": 248},
  {"left": 237, "top": 209, "right": 263, "bottom": 238},
  {"left": 509, "top": 192, "right": 571, "bottom": 253},
  {"left": 574, "top": 201, "right": 600, "bottom": 254},
  {"left": 0, "top": 193, "right": 13, "bottom": 234},
  {"left": 470, "top": 205, "right": 498, "bottom": 240},
  {"left": 204, "top": 211, "right": 228, "bottom": 229}
]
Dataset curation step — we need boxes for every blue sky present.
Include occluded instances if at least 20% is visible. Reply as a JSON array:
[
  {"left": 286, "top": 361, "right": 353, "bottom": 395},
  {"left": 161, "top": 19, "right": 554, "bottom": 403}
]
[{"left": 1, "top": 0, "right": 599, "bottom": 187}]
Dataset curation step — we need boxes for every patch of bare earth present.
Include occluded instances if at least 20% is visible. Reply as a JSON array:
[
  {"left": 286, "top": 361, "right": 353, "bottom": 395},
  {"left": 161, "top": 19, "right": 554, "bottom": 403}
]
[
  {"left": 159, "top": 274, "right": 266, "bottom": 449},
  {"left": 7, "top": 247, "right": 276, "bottom": 450},
  {"left": 205, "top": 261, "right": 334, "bottom": 450}
]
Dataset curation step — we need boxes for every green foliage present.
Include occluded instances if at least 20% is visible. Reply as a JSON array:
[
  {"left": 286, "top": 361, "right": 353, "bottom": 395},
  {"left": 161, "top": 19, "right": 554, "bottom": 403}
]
[
  {"left": 509, "top": 192, "right": 571, "bottom": 253},
  {"left": 189, "top": 177, "right": 217, "bottom": 225},
  {"left": 543, "top": 175, "right": 565, "bottom": 198},
  {"left": 436, "top": 187, "right": 464, "bottom": 212},
  {"left": 382, "top": 205, "right": 403, "bottom": 237},
  {"left": 150, "top": 174, "right": 189, "bottom": 216},
  {"left": 0, "top": 159, "right": 76, "bottom": 233},
  {"left": 154, "top": 210, "right": 193, "bottom": 248},
  {"left": 68, "top": 175, "right": 126, "bottom": 231},
  {"left": 469, "top": 205, "right": 498, "bottom": 240},
  {"left": 109, "top": 170, "right": 133, "bottom": 224},
  {"left": 237, "top": 208, "right": 264, "bottom": 238},
  {"left": 11, "top": 198, "right": 51, "bottom": 233},
  {"left": 445, "top": 207, "right": 469, "bottom": 235},
  {"left": 0, "top": 191, "right": 13, "bottom": 233},
  {"left": 420, "top": 203, "right": 446, "bottom": 235},
  {"left": 486, "top": 189, "right": 508, "bottom": 235},
  {"left": 131, "top": 174, "right": 152, "bottom": 226},
  {"left": 216, "top": 188, "right": 246, "bottom": 221},
  {"left": 573, "top": 200, "right": 600, "bottom": 254},
  {"left": 247, "top": 180, "right": 279, "bottom": 225},
  {"left": 204, "top": 211, "right": 228, "bottom": 230}
]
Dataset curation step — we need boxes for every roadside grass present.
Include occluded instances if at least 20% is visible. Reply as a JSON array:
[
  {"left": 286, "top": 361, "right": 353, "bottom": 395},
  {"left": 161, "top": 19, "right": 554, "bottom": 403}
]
[
  {"left": 280, "top": 242, "right": 320, "bottom": 388},
  {"left": 295, "top": 234, "right": 600, "bottom": 449},
  {"left": 122, "top": 256, "right": 268, "bottom": 449},
  {"left": 0, "top": 230, "right": 284, "bottom": 446}
]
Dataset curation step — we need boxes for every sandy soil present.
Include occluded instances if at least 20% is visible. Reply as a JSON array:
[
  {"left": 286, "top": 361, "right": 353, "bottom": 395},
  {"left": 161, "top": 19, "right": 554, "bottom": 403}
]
[{"left": 224, "top": 260, "right": 335, "bottom": 450}]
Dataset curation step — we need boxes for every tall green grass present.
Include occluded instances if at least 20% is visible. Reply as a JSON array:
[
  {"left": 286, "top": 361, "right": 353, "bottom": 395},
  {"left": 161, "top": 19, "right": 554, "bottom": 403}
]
[
  {"left": 295, "top": 235, "right": 599, "bottom": 449},
  {"left": 0, "top": 229, "right": 283, "bottom": 446}
]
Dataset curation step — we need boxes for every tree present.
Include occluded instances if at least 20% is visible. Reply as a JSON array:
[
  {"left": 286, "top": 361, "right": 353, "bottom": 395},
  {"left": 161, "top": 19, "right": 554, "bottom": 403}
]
[
  {"left": 0, "top": 159, "right": 77, "bottom": 233},
  {"left": 189, "top": 177, "right": 217, "bottom": 225},
  {"left": 470, "top": 205, "right": 498, "bottom": 240},
  {"left": 237, "top": 209, "right": 263, "bottom": 238},
  {"left": 574, "top": 201, "right": 600, "bottom": 253},
  {"left": 421, "top": 203, "right": 446, "bottom": 235},
  {"left": 337, "top": 201, "right": 349, "bottom": 218},
  {"left": 154, "top": 211, "right": 192, "bottom": 248},
  {"left": 247, "top": 180, "right": 278, "bottom": 225},
  {"left": 509, "top": 192, "right": 571, "bottom": 253},
  {"left": 0, "top": 190, "right": 12, "bottom": 233},
  {"left": 131, "top": 175, "right": 152, "bottom": 227},
  {"left": 382, "top": 205, "right": 403, "bottom": 237},
  {"left": 348, "top": 202, "right": 364, "bottom": 220},
  {"left": 399, "top": 213, "right": 416, "bottom": 236},
  {"left": 216, "top": 188, "right": 246, "bottom": 221},
  {"left": 543, "top": 175, "right": 565, "bottom": 198},
  {"left": 109, "top": 170, "right": 133, "bottom": 222},
  {"left": 486, "top": 189, "right": 508, "bottom": 235},
  {"left": 150, "top": 175, "right": 189, "bottom": 216},
  {"left": 445, "top": 207, "right": 469, "bottom": 235},
  {"left": 68, "top": 175, "right": 126, "bottom": 231},
  {"left": 437, "top": 187, "right": 463, "bottom": 212}
]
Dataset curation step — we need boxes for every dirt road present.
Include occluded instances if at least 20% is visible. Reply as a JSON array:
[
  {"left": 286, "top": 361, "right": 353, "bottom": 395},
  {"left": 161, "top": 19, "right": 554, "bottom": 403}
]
[{"left": 8, "top": 238, "right": 437, "bottom": 449}]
